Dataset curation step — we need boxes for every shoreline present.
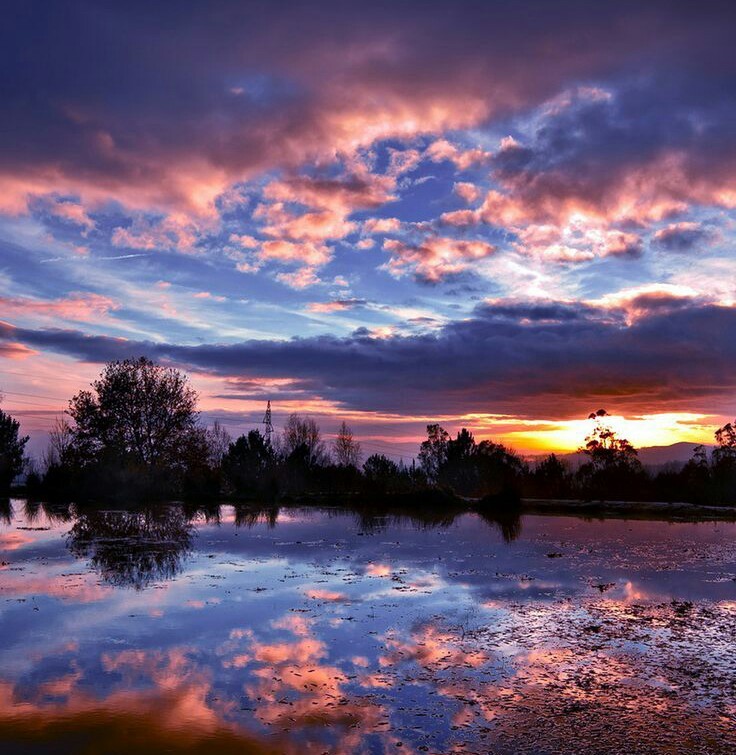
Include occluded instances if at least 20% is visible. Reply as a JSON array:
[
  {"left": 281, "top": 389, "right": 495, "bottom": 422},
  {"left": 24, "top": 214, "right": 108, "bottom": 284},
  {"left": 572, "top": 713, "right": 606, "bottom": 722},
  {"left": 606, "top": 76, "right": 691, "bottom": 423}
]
[
  {"left": 519, "top": 497, "right": 736, "bottom": 520},
  {"left": 8, "top": 489, "right": 736, "bottom": 522}
]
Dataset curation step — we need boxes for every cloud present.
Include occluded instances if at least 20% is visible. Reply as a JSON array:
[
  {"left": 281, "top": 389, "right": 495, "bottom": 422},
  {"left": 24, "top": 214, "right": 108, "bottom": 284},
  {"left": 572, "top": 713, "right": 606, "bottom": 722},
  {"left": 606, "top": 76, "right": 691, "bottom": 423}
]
[
  {"left": 382, "top": 237, "right": 496, "bottom": 282},
  {"left": 363, "top": 217, "right": 401, "bottom": 234},
  {"left": 3, "top": 1, "right": 734, "bottom": 222},
  {"left": 0, "top": 293, "right": 119, "bottom": 323},
  {"left": 0, "top": 341, "right": 36, "bottom": 359},
  {"left": 427, "top": 139, "right": 492, "bottom": 170},
  {"left": 454, "top": 182, "right": 482, "bottom": 204},
  {"left": 275, "top": 267, "right": 322, "bottom": 289},
  {"left": 306, "top": 299, "right": 368, "bottom": 313},
  {"left": 110, "top": 212, "right": 209, "bottom": 254},
  {"left": 653, "top": 222, "right": 713, "bottom": 251},
  {"left": 3, "top": 299, "right": 736, "bottom": 420}
]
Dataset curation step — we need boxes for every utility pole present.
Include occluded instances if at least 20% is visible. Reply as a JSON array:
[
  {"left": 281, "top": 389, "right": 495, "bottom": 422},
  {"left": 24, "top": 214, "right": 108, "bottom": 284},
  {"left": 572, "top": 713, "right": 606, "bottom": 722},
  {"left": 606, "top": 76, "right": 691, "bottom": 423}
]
[{"left": 262, "top": 400, "right": 273, "bottom": 444}]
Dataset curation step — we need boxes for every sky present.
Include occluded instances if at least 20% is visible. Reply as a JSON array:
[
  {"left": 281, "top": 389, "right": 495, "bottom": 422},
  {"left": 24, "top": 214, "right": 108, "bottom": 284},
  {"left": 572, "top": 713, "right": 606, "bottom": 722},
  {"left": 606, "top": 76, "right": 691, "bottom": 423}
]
[{"left": 1, "top": 0, "right": 735, "bottom": 459}]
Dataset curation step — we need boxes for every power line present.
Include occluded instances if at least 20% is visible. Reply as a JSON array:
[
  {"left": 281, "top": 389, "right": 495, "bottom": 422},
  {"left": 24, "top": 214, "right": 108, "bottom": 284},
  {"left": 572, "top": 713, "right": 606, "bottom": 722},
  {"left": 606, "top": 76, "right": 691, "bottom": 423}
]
[
  {"left": 0, "top": 389, "right": 69, "bottom": 402},
  {"left": 0, "top": 382, "right": 418, "bottom": 457}
]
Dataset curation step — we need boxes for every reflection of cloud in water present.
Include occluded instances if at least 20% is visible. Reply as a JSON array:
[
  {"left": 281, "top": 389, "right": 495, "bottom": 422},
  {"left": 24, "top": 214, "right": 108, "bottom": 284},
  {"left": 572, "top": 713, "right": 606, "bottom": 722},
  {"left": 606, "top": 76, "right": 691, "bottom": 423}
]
[
  {"left": 224, "top": 613, "right": 389, "bottom": 753},
  {"left": 0, "top": 650, "right": 291, "bottom": 755}
]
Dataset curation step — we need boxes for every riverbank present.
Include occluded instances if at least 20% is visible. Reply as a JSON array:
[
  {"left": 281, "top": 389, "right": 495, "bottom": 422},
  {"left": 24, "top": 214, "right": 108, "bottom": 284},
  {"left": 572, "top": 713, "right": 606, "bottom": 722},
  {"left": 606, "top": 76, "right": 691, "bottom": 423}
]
[
  {"left": 8, "top": 487, "right": 736, "bottom": 521},
  {"left": 520, "top": 497, "right": 736, "bottom": 520}
]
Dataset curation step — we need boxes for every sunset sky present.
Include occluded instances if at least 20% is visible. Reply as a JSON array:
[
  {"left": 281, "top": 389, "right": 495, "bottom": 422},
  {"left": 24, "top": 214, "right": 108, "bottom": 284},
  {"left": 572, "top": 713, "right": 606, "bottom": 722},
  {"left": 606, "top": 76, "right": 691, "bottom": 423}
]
[{"left": 1, "top": 1, "right": 735, "bottom": 459}]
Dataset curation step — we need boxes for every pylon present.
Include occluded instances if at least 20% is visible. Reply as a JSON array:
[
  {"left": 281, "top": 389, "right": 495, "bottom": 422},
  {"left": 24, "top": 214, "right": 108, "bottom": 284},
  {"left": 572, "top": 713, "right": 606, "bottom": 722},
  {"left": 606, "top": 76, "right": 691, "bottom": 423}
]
[{"left": 262, "top": 400, "right": 273, "bottom": 444}]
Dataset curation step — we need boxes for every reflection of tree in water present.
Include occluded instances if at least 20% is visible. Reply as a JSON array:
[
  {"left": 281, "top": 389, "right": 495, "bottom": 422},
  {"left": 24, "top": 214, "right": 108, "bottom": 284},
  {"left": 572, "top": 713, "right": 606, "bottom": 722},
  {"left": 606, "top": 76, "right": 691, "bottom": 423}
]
[
  {"left": 0, "top": 498, "right": 11, "bottom": 525},
  {"left": 334, "top": 504, "right": 522, "bottom": 541},
  {"left": 182, "top": 501, "right": 223, "bottom": 525},
  {"left": 477, "top": 508, "right": 523, "bottom": 543},
  {"left": 67, "top": 506, "right": 194, "bottom": 589},
  {"left": 23, "top": 499, "right": 75, "bottom": 525},
  {"left": 1, "top": 499, "right": 75, "bottom": 526},
  {"left": 233, "top": 505, "right": 280, "bottom": 528},
  {"left": 354, "top": 509, "right": 460, "bottom": 534}
]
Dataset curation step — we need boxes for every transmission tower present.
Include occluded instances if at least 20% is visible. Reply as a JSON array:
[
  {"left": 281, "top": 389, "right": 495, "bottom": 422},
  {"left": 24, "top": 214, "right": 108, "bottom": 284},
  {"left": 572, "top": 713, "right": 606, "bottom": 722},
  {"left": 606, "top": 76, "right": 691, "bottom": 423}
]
[{"left": 262, "top": 400, "right": 274, "bottom": 444}]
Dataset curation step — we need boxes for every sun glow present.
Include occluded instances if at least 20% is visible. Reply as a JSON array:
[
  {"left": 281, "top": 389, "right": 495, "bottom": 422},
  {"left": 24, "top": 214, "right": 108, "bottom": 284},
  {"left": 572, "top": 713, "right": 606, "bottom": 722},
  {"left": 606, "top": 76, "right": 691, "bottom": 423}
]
[{"left": 501, "top": 413, "right": 716, "bottom": 454}]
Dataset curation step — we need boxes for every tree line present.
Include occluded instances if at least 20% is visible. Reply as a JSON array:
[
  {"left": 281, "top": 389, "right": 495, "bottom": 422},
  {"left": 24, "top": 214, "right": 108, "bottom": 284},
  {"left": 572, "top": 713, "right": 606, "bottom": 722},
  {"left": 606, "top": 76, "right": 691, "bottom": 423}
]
[{"left": 1, "top": 357, "right": 735, "bottom": 506}]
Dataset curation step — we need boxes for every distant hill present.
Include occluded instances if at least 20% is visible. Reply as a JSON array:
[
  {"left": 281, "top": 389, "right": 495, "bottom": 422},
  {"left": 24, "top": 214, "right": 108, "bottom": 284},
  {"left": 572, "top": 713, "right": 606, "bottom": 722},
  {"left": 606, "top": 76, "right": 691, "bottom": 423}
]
[
  {"left": 532, "top": 442, "right": 714, "bottom": 470},
  {"left": 635, "top": 442, "right": 714, "bottom": 466}
]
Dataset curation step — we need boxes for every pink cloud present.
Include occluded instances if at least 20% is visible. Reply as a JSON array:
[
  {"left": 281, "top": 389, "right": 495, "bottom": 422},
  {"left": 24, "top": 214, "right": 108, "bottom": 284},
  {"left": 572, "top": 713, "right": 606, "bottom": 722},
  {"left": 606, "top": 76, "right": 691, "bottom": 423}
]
[
  {"left": 427, "top": 139, "right": 492, "bottom": 170},
  {"left": 0, "top": 293, "right": 119, "bottom": 323},
  {"left": 263, "top": 209, "right": 356, "bottom": 242},
  {"left": 383, "top": 236, "right": 496, "bottom": 282},
  {"left": 229, "top": 233, "right": 259, "bottom": 248},
  {"left": 0, "top": 342, "right": 37, "bottom": 359},
  {"left": 111, "top": 213, "right": 207, "bottom": 254},
  {"left": 49, "top": 200, "right": 95, "bottom": 232},
  {"left": 363, "top": 217, "right": 401, "bottom": 234},
  {"left": 275, "top": 267, "right": 322, "bottom": 289},
  {"left": 454, "top": 182, "right": 482, "bottom": 204},
  {"left": 259, "top": 240, "right": 331, "bottom": 267},
  {"left": 306, "top": 300, "right": 359, "bottom": 313}
]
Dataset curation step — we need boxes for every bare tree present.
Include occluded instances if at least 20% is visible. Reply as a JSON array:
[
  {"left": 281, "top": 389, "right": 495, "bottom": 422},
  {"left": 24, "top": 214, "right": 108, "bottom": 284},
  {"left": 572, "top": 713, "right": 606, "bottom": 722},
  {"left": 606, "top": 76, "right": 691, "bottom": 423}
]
[
  {"left": 281, "top": 413, "right": 326, "bottom": 465},
  {"left": 332, "top": 421, "right": 361, "bottom": 467},
  {"left": 46, "top": 417, "right": 75, "bottom": 467},
  {"left": 205, "top": 420, "right": 231, "bottom": 468}
]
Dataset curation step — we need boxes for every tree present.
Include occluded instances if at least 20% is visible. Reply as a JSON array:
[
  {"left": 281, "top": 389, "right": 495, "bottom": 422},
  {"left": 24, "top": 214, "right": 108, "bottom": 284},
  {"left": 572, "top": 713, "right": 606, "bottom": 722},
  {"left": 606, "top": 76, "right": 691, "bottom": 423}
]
[
  {"left": 579, "top": 409, "right": 640, "bottom": 471},
  {"left": 440, "top": 428, "right": 479, "bottom": 495},
  {"left": 418, "top": 424, "right": 450, "bottom": 481},
  {"left": 205, "top": 420, "right": 232, "bottom": 468},
  {"left": 67, "top": 357, "right": 199, "bottom": 471},
  {"left": 332, "top": 421, "right": 362, "bottom": 467},
  {"left": 363, "top": 453, "right": 400, "bottom": 493},
  {"left": 473, "top": 439, "right": 526, "bottom": 500},
  {"left": 222, "top": 429, "right": 276, "bottom": 496},
  {"left": 281, "top": 414, "right": 326, "bottom": 466},
  {"left": 530, "top": 454, "right": 572, "bottom": 498},
  {"left": 712, "top": 420, "right": 736, "bottom": 503},
  {"left": 715, "top": 420, "right": 736, "bottom": 453},
  {"left": 0, "top": 407, "right": 28, "bottom": 491},
  {"left": 577, "top": 409, "right": 644, "bottom": 499},
  {"left": 46, "top": 417, "right": 75, "bottom": 467}
]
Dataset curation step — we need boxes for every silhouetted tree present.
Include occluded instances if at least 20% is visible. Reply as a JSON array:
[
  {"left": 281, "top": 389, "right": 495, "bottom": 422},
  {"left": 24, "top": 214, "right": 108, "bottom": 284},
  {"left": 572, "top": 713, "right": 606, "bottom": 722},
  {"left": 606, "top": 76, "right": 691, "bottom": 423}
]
[
  {"left": 440, "top": 428, "right": 480, "bottom": 496},
  {"left": 363, "top": 453, "right": 400, "bottom": 493},
  {"left": 0, "top": 407, "right": 28, "bottom": 491},
  {"left": 47, "top": 417, "right": 75, "bottom": 466},
  {"left": 529, "top": 454, "right": 572, "bottom": 499},
  {"left": 332, "top": 421, "right": 362, "bottom": 467},
  {"left": 68, "top": 357, "right": 199, "bottom": 470},
  {"left": 222, "top": 429, "right": 277, "bottom": 497},
  {"left": 474, "top": 440, "right": 526, "bottom": 502},
  {"left": 205, "top": 420, "right": 232, "bottom": 468},
  {"left": 281, "top": 414, "right": 326, "bottom": 466},
  {"left": 712, "top": 419, "right": 736, "bottom": 503},
  {"left": 57, "top": 357, "right": 205, "bottom": 498},
  {"left": 418, "top": 424, "right": 450, "bottom": 481},
  {"left": 577, "top": 409, "right": 645, "bottom": 500}
]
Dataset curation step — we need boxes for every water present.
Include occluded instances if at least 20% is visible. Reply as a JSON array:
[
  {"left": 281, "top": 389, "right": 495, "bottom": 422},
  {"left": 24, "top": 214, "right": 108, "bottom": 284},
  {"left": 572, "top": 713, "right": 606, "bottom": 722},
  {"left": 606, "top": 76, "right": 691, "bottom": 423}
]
[{"left": 1, "top": 500, "right": 735, "bottom": 754}]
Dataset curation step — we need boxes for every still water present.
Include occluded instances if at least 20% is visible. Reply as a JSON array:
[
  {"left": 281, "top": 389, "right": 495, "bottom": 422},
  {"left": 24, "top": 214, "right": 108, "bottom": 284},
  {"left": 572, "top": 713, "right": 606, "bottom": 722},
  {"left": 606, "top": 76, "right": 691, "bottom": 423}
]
[{"left": 1, "top": 500, "right": 735, "bottom": 754}]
